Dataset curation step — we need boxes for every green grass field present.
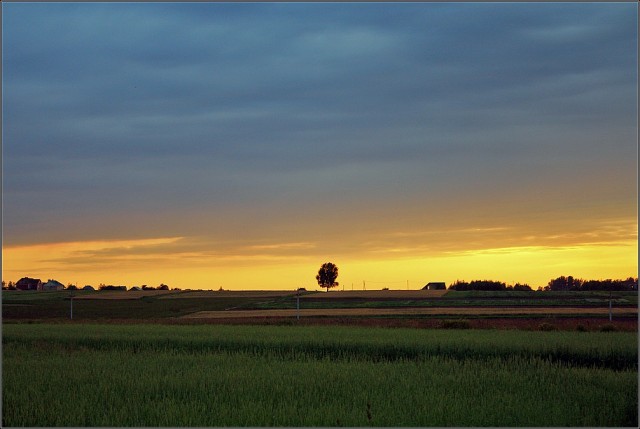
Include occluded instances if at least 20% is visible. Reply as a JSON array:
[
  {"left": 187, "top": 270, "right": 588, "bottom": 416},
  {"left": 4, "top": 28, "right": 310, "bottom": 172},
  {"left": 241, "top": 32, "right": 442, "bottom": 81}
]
[
  {"left": 2, "top": 324, "right": 637, "bottom": 426},
  {"left": 257, "top": 290, "right": 638, "bottom": 309},
  {"left": 1, "top": 290, "right": 275, "bottom": 319}
]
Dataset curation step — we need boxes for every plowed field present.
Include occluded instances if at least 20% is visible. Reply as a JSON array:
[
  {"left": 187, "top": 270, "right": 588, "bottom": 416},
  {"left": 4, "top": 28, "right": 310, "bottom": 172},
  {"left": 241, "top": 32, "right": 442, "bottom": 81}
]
[
  {"left": 73, "top": 290, "right": 296, "bottom": 300},
  {"left": 299, "top": 290, "right": 448, "bottom": 299},
  {"left": 159, "top": 290, "right": 296, "bottom": 299}
]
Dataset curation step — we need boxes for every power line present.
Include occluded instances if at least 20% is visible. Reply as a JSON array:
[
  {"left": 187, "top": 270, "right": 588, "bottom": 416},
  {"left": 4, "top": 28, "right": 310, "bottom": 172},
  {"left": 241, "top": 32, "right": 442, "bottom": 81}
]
[{"left": 361, "top": 280, "right": 412, "bottom": 290}]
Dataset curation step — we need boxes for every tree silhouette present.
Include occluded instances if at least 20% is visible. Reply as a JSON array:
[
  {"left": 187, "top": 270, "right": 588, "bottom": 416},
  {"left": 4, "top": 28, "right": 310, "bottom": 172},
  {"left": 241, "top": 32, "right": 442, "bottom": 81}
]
[{"left": 316, "top": 262, "right": 339, "bottom": 292}]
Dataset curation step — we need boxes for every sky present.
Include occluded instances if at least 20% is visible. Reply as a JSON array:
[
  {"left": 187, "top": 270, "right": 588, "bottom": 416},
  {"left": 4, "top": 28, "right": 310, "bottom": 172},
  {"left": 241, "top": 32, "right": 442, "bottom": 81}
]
[{"left": 2, "top": 2, "right": 638, "bottom": 290}]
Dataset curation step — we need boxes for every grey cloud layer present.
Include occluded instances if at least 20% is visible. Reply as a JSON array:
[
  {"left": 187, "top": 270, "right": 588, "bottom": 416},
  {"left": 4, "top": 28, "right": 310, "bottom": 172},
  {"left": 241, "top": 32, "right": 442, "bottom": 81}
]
[{"left": 3, "top": 2, "right": 637, "bottom": 246}]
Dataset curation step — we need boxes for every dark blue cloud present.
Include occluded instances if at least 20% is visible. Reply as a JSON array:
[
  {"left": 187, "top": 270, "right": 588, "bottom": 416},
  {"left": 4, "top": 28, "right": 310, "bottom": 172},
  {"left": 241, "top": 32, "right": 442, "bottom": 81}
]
[{"left": 3, "top": 2, "right": 637, "bottom": 246}]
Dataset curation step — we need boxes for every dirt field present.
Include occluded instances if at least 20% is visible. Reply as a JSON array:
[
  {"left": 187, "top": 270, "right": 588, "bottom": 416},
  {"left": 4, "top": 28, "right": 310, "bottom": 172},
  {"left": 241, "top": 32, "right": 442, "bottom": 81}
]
[
  {"left": 5, "top": 289, "right": 635, "bottom": 332},
  {"left": 158, "top": 290, "right": 297, "bottom": 299},
  {"left": 182, "top": 306, "right": 637, "bottom": 319},
  {"left": 298, "top": 290, "right": 448, "bottom": 299},
  {"left": 73, "top": 290, "right": 297, "bottom": 300}
]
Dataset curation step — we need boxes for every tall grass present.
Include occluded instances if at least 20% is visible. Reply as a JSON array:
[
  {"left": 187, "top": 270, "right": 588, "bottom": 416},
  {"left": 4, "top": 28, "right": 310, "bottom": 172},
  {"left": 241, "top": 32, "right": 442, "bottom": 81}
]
[
  {"left": 3, "top": 324, "right": 636, "bottom": 369},
  {"left": 2, "top": 324, "right": 637, "bottom": 426}
]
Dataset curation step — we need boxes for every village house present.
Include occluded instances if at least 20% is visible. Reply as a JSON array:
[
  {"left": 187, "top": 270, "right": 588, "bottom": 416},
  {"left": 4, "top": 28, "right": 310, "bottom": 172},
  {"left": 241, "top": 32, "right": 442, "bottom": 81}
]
[
  {"left": 42, "top": 279, "right": 65, "bottom": 291},
  {"left": 15, "top": 277, "right": 43, "bottom": 291}
]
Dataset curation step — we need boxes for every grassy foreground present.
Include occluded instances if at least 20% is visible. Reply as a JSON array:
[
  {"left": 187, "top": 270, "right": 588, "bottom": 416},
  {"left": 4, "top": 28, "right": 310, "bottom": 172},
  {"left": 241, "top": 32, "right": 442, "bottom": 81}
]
[{"left": 2, "top": 324, "right": 638, "bottom": 427}]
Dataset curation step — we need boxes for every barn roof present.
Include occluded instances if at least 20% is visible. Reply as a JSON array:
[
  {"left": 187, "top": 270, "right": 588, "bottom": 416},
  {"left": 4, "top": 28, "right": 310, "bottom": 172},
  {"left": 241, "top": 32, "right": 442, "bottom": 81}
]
[
  {"left": 422, "top": 282, "right": 446, "bottom": 290},
  {"left": 17, "top": 277, "right": 42, "bottom": 286}
]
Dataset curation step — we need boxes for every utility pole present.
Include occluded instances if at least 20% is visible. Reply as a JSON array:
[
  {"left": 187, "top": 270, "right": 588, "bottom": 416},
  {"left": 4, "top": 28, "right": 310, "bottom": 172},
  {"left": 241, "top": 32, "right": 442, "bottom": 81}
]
[
  {"left": 608, "top": 285, "right": 612, "bottom": 322},
  {"left": 69, "top": 290, "right": 74, "bottom": 320}
]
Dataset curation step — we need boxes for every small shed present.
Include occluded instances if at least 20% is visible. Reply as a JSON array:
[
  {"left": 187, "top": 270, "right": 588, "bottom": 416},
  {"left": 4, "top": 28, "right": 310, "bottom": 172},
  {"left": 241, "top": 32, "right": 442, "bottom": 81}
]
[{"left": 422, "top": 282, "right": 446, "bottom": 290}]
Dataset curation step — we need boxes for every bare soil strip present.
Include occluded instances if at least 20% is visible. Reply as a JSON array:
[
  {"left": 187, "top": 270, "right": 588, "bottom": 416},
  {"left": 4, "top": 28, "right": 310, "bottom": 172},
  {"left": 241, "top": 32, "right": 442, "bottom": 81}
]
[
  {"left": 73, "top": 290, "right": 297, "bottom": 300},
  {"left": 299, "top": 290, "right": 448, "bottom": 299},
  {"left": 182, "top": 306, "right": 637, "bottom": 319},
  {"left": 159, "top": 290, "right": 296, "bottom": 299}
]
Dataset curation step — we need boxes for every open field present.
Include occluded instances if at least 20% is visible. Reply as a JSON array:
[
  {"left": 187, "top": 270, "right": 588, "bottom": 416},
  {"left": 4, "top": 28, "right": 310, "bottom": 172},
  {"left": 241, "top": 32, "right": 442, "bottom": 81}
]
[
  {"left": 157, "top": 290, "right": 298, "bottom": 299},
  {"left": 299, "top": 290, "right": 449, "bottom": 299},
  {"left": 71, "top": 290, "right": 298, "bottom": 300},
  {"left": 173, "top": 316, "right": 638, "bottom": 332},
  {"left": 2, "top": 290, "right": 278, "bottom": 320},
  {"left": 182, "top": 305, "right": 637, "bottom": 319},
  {"left": 260, "top": 289, "right": 638, "bottom": 309},
  {"left": 2, "top": 323, "right": 637, "bottom": 427},
  {"left": 2, "top": 290, "right": 637, "bottom": 332}
]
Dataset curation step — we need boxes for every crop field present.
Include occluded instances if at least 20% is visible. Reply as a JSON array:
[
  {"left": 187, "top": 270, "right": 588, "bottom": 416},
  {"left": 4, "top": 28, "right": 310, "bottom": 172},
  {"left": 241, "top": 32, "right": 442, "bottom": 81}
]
[
  {"left": 261, "top": 289, "right": 638, "bottom": 309},
  {"left": 73, "top": 290, "right": 296, "bottom": 300},
  {"left": 299, "top": 290, "right": 449, "bottom": 299},
  {"left": 2, "top": 290, "right": 637, "bottom": 332},
  {"left": 183, "top": 305, "right": 637, "bottom": 319},
  {"left": 2, "top": 323, "right": 637, "bottom": 427},
  {"left": 1, "top": 290, "right": 292, "bottom": 320}
]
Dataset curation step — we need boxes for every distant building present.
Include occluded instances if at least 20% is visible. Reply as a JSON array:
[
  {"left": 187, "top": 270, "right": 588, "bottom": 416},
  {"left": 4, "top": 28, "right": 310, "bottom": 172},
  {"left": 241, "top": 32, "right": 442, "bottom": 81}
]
[
  {"left": 422, "top": 282, "right": 446, "bottom": 290},
  {"left": 42, "top": 279, "right": 65, "bottom": 291},
  {"left": 129, "top": 286, "right": 142, "bottom": 291},
  {"left": 16, "top": 277, "right": 42, "bottom": 291}
]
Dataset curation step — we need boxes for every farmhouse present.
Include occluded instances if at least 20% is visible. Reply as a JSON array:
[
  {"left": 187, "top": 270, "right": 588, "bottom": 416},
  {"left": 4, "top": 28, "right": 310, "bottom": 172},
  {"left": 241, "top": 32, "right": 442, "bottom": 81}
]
[
  {"left": 16, "top": 277, "right": 42, "bottom": 291},
  {"left": 42, "top": 279, "right": 65, "bottom": 291},
  {"left": 422, "top": 282, "right": 446, "bottom": 290}
]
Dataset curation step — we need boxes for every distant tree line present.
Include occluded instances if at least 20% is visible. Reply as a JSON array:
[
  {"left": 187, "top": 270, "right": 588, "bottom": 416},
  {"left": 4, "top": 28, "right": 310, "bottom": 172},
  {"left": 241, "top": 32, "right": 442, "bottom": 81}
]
[
  {"left": 546, "top": 276, "right": 638, "bottom": 292},
  {"left": 1, "top": 279, "right": 173, "bottom": 291},
  {"left": 447, "top": 277, "right": 638, "bottom": 292},
  {"left": 97, "top": 283, "right": 170, "bottom": 291},
  {"left": 448, "top": 280, "right": 532, "bottom": 291},
  {"left": 98, "top": 285, "right": 127, "bottom": 291}
]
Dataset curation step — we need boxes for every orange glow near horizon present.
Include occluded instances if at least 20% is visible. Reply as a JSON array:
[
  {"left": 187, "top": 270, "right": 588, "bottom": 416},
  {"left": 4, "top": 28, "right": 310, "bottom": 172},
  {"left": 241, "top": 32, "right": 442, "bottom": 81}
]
[{"left": 2, "top": 236, "right": 637, "bottom": 290}]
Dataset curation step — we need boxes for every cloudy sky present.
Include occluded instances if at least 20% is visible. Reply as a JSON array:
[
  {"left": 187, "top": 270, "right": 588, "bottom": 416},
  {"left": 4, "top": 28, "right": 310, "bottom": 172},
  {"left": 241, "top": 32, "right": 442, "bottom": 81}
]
[{"left": 3, "top": 2, "right": 637, "bottom": 289}]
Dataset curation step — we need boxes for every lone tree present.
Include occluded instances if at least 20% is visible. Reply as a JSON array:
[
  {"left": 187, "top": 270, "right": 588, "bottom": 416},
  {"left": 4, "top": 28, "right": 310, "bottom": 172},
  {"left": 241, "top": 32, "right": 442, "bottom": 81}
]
[{"left": 316, "top": 262, "right": 339, "bottom": 292}]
